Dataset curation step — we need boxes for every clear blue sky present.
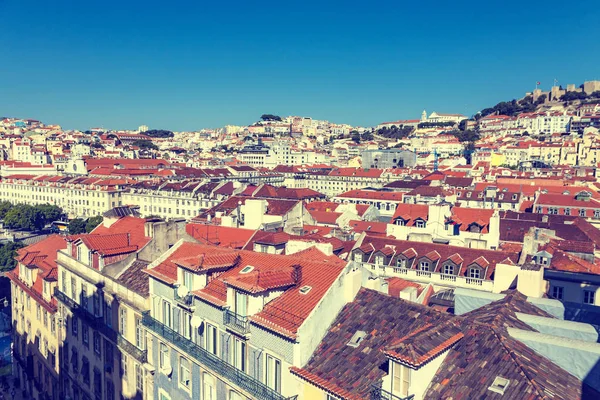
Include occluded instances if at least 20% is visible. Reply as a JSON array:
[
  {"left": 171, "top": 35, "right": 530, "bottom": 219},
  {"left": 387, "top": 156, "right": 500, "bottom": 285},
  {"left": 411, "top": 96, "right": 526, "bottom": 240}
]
[{"left": 1, "top": 0, "right": 599, "bottom": 131}]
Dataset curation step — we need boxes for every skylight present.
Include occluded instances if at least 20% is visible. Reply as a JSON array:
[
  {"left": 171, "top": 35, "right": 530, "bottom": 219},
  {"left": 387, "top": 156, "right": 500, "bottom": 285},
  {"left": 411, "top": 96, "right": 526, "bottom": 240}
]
[
  {"left": 347, "top": 330, "right": 367, "bottom": 348},
  {"left": 299, "top": 285, "right": 312, "bottom": 295},
  {"left": 488, "top": 376, "right": 510, "bottom": 395},
  {"left": 240, "top": 266, "right": 254, "bottom": 274}
]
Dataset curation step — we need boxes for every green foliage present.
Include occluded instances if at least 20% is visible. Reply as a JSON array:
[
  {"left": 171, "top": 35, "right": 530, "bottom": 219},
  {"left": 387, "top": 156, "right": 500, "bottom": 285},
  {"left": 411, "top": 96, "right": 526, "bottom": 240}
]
[
  {"left": 0, "top": 242, "right": 25, "bottom": 272},
  {"left": 351, "top": 132, "right": 361, "bottom": 143},
  {"left": 260, "top": 114, "right": 282, "bottom": 121},
  {"left": 480, "top": 98, "right": 537, "bottom": 118},
  {"left": 141, "top": 129, "right": 174, "bottom": 138},
  {"left": 0, "top": 201, "right": 12, "bottom": 220},
  {"left": 37, "top": 204, "right": 63, "bottom": 222},
  {"left": 361, "top": 132, "right": 374, "bottom": 141},
  {"left": 560, "top": 91, "right": 588, "bottom": 101},
  {"left": 85, "top": 216, "right": 103, "bottom": 233},
  {"left": 444, "top": 129, "right": 480, "bottom": 142},
  {"left": 68, "top": 218, "right": 87, "bottom": 234},
  {"left": 418, "top": 121, "right": 455, "bottom": 129},
  {"left": 588, "top": 91, "right": 600, "bottom": 99},
  {"left": 376, "top": 125, "right": 414, "bottom": 139},
  {"left": 4, "top": 204, "right": 47, "bottom": 231},
  {"left": 131, "top": 139, "right": 158, "bottom": 150}
]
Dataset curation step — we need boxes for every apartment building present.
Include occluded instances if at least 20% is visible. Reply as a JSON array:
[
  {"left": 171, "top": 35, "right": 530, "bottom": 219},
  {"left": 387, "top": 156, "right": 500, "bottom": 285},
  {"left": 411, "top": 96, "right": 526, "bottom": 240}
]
[
  {"left": 122, "top": 180, "right": 234, "bottom": 220},
  {"left": 8, "top": 236, "right": 67, "bottom": 400},
  {"left": 142, "top": 241, "right": 361, "bottom": 400},
  {"left": 55, "top": 214, "right": 189, "bottom": 400},
  {"left": 0, "top": 175, "right": 127, "bottom": 218}
]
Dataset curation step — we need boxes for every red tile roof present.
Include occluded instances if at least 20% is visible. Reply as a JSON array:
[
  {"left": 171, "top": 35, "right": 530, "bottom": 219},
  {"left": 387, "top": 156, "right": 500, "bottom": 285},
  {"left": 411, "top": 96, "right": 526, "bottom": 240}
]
[{"left": 146, "top": 243, "right": 347, "bottom": 339}]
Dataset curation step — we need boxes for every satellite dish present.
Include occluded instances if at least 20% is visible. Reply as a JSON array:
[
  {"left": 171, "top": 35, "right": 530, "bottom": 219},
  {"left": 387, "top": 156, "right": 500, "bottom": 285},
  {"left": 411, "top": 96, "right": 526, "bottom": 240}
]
[
  {"left": 191, "top": 316, "right": 202, "bottom": 328},
  {"left": 177, "top": 286, "right": 189, "bottom": 298},
  {"left": 162, "top": 365, "right": 173, "bottom": 377}
]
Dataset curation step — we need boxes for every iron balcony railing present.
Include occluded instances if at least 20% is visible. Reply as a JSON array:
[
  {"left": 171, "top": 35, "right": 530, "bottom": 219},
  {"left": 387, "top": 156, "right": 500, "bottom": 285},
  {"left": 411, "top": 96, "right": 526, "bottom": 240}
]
[
  {"left": 223, "top": 309, "right": 250, "bottom": 334},
  {"left": 54, "top": 289, "right": 117, "bottom": 342},
  {"left": 142, "top": 311, "right": 295, "bottom": 400},
  {"left": 117, "top": 334, "right": 148, "bottom": 364},
  {"left": 370, "top": 385, "right": 415, "bottom": 400}
]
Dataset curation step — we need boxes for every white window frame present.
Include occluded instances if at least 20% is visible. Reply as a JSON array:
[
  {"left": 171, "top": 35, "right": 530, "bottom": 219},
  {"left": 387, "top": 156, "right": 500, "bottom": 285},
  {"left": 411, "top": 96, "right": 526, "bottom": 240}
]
[
  {"left": 584, "top": 290, "right": 595, "bottom": 305},
  {"left": 265, "top": 354, "right": 281, "bottom": 393},
  {"left": 179, "top": 356, "right": 191, "bottom": 390}
]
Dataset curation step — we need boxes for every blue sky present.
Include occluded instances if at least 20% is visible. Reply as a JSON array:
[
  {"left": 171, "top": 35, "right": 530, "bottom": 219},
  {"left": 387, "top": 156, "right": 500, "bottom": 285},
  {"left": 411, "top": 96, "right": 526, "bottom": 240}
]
[{"left": 1, "top": 0, "right": 599, "bottom": 131}]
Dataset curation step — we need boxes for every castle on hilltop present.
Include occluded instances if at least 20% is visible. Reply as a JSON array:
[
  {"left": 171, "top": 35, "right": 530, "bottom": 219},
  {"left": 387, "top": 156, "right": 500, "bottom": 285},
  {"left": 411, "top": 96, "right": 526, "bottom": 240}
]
[{"left": 526, "top": 80, "right": 600, "bottom": 102}]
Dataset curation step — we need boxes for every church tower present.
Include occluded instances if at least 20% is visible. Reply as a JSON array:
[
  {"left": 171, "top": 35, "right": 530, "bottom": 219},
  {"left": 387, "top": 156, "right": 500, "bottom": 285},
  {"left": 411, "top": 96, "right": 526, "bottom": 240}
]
[{"left": 421, "top": 110, "right": 427, "bottom": 122}]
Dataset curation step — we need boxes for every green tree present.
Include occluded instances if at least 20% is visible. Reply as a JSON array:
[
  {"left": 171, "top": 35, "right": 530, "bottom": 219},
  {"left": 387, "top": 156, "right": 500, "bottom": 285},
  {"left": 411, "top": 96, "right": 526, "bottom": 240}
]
[
  {"left": 37, "top": 204, "right": 63, "bottom": 222},
  {"left": 131, "top": 140, "right": 158, "bottom": 150},
  {"left": 141, "top": 129, "right": 174, "bottom": 138},
  {"left": 0, "top": 242, "right": 25, "bottom": 272},
  {"left": 260, "top": 114, "right": 282, "bottom": 121},
  {"left": 85, "top": 216, "right": 103, "bottom": 233},
  {"left": 68, "top": 218, "right": 87, "bottom": 234},
  {"left": 0, "top": 201, "right": 12, "bottom": 220},
  {"left": 351, "top": 132, "right": 361, "bottom": 143},
  {"left": 4, "top": 204, "right": 46, "bottom": 231}
]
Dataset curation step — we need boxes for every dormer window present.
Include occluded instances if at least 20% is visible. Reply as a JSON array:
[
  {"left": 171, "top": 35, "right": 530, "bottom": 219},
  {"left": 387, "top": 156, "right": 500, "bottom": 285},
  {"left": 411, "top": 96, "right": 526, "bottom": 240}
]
[
  {"left": 419, "top": 261, "right": 430, "bottom": 271},
  {"left": 396, "top": 258, "right": 407, "bottom": 268},
  {"left": 375, "top": 256, "right": 384, "bottom": 266},
  {"left": 415, "top": 220, "right": 425, "bottom": 228},
  {"left": 468, "top": 267, "right": 481, "bottom": 279},
  {"left": 353, "top": 252, "right": 363, "bottom": 262},
  {"left": 443, "top": 264, "right": 454, "bottom": 275},
  {"left": 395, "top": 219, "right": 405, "bottom": 226},
  {"left": 512, "top": 194, "right": 518, "bottom": 200}
]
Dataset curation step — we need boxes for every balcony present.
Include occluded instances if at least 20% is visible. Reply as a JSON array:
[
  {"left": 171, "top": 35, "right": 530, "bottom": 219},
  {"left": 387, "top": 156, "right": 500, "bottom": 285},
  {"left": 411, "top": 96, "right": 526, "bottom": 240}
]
[
  {"left": 370, "top": 385, "right": 414, "bottom": 400},
  {"left": 363, "top": 263, "right": 494, "bottom": 292},
  {"left": 142, "top": 312, "right": 295, "bottom": 400},
  {"left": 54, "top": 289, "right": 117, "bottom": 342},
  {"left": 117, "top": 334, "right": 147, "bottom": 364},
  {"left": 223, "top": 309, "right": 250, "bottom": 335}
]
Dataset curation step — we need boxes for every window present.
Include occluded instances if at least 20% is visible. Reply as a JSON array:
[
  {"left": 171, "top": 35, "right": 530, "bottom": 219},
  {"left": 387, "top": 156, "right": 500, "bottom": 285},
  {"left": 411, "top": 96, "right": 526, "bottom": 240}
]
[
  {"left": 135, "top": 316, "right": 146, "bottom": 349},
  {"left": 595, "top": 210, "right": 600, "bottom": 219},
  {"left": 584, "top": 290, "right": 595, "bottom": 305},
  {"left": 72, "top": 316, "right": 78, "bottom": 337},
  {"left": 135, "top": 363, "right": 144, "bottom": 392},
  {"left": 71, "top": 347, "right": 79, "bottom": 371},
  {"left": 266, "top": 355, "right": 281, "bottom": 393},
  {"left": 36, "top": 304, "right": 41, "bottom": 320},
  {"left": 105, "top": 340, "right": 114, "bottom": 370},
  {"left": 82, "top": 356, "right": 90, "bottom": 385},
  {"left": 162, "top": 301, "right": 172, "bottom": 328},
  {"left": 93, "top": 332, "right": 101, "bottom": 356},
  {"left": 418, "top": 261, "right": 430, "bottom": 271},
  {"left": 443, "top": 264, "right": 454, "bottom": 275},
  {"left": 469, "top": 268, "right": 481, "bottom": 279},
  {"left": 179, "top": 356, "right": 191, "bottom": 389},
  {"left": 81, "top": 285, "right": 88, "bottom": 310},
  {"left": 580, "top": 209, "right": 587, "bottom": 217},
  {"left": 564, "top": 208, "right": 571, "bottom": 216},
  {"left": 392, "top": 363, "right": 410, "bottom": 397},
  {"left": 121, "top": 355, "right": 128, "bottom": 381},
  {"left": 106, "top": 380, "right": 115, "bottom": 400},
  {"left": 548, "top": 207, "right": 558, "bottom": 215},
  {"left": 395, "top": 219, "right": 405, "bottom": 226},
  {"left": 415, "top": 220, "right": 425, "bottom": 228},
  {"left": 235, "top": 291, "right": 248, "bottom": 317},
  {"left": 159, "top": 343, "right": 169, "bottom": 371},
  {"left": 233, "top": 338, "right": 247, "bottom": 372},
  {"left": 119, "top": 308, "right": 127, "bottom": 335},
  {"left": 93, "top": 293, "right": 101, "bottom": 317},
  {"left": 183, "top": 270, "right": 194, "bottom": 291},
  {"left": 551, "top": 286, "right": 564, "bottom": 300},
  {"left": 206, "top": 324, "right": 218, "bottom": 355},
  {"left": 203, "top": 373, "right": 216, "bottom": 400},
  {"left": 180, "top": 311, "right": 192, "bottom": 340},
  {"left": 353, "top": 252, "right": 363, "bottom": 262},
  {"left": 78, "top": 323, "right": 88, "bottom": 348},
  {"left": 105, "top": 303, "right": 112, "bottom": 328}
]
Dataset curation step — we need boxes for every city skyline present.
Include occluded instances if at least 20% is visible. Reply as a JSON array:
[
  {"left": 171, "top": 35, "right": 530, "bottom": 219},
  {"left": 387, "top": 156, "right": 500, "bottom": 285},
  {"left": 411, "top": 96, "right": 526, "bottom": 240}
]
[{"left": 1, "top": 0, "right": 599, "bottom": 131}]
